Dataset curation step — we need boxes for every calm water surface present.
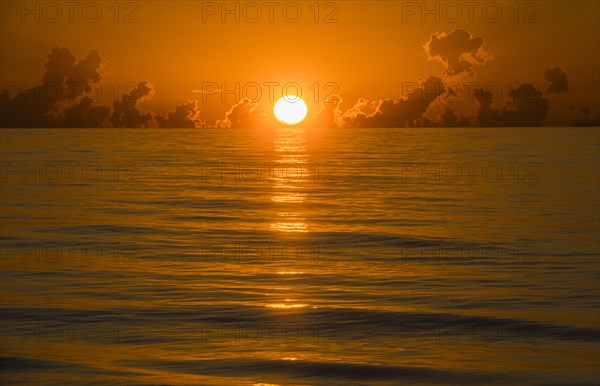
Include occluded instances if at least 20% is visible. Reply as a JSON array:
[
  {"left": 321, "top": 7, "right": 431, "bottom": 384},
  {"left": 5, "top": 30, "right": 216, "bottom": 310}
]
[{"left": 1, "top": 127, "right": 599, "bottom": 385}]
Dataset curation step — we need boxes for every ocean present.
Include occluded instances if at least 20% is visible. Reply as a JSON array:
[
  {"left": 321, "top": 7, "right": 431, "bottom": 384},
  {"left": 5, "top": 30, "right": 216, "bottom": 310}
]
[{"left": 1, "top": 127, "right": 599, "bottom": 385}]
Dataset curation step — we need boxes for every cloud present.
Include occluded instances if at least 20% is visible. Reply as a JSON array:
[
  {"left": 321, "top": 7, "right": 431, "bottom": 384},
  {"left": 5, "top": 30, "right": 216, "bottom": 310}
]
[
  {"left": 62, "top": 97, "right": 110, "bottom": 127},
  {"left": 340, "top": 76, "right": 446, "bottom": 127},
  {"left": 439, "top": 107, "right": 471, "bottom": 127},
  {"left": 309, "top": 95, "right": 343, "bottom": 128},
  {"left": 2, "top": 46, "right": 593, "bottom": 128},
  {"left": 1, "top": 47, "right": 104, "bottom": 127},
  {"left": 475, "top": 83, "right": 549, "bottom": 126},
  {"left": 68, "top": 50, "right": 103, "bottom": 96},
  {"left": 156, "top": 100, "right": 203, "bottom": 128},
  {"left": 572, "top": 105, "right": 600, "bottom": 126},
  {"left": 544, "top": 67, "right": 569, "bottom": 94},
  {"left": 215, "top": 98, "right": 264, "bottom": 128},
  {"left": 339, "top": 98, "right": 379, "bottom": 127},
  {"left": 424, "top": 29, "right": 492, "bottom": 79},
  {"left": 42, "top": 47, "right": 77, "bottom": 86},
  {"left": 581, "top": 106, "right": 591, "bottom": 118},
  {"left": 109, "top": 81, "right": 155, "bottom": 128}
]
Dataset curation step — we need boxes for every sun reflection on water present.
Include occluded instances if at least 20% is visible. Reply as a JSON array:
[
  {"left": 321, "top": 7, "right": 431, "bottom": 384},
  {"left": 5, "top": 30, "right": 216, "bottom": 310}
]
[
  {"left": 267, "top": 303, "right": 308, "bottom": 309},
  {"left": 269, "top": 127, "right": 310, "bottom": 233},
  {"left": 269, "top": 221, "right": 308, "bottom": 233},
  {"left": 253, "top": 383, "right": 281, "bottom": 386}
]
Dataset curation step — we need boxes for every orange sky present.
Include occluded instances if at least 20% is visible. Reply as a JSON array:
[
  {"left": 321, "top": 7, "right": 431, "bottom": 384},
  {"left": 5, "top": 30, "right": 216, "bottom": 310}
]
[{"left": 1, "top": 1, "right": 599, "bottom": 127}]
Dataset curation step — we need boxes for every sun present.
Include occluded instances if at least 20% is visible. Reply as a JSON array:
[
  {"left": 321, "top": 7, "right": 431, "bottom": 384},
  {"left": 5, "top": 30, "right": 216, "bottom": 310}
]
[{"left": 273, "top": 96, "right": 308, "bottom": 125}]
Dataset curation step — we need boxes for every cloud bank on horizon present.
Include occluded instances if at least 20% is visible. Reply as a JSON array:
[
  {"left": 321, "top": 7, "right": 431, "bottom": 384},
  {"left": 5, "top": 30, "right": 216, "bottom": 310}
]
[{"left": 1, "top": 30, "right": 598, "bottom": 128}]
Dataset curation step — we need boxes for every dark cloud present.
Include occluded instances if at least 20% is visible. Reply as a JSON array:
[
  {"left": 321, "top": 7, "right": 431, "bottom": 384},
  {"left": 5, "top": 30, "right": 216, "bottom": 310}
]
[
  {"left": 42, "top": 47, "right": 77, "bottom": 86},
  {"left": 63, "top": 97, "right": 110, "bottom": 128},
  {"left": 216, "top": 98, "right": 264, "bottom": 128},
  {"left": 156, "top": 100, "right": 203, "bottom": 128},
  {"left": 475, "top": 83, "right": 549, "bottom": 127},
  {"left": 439, "top": 107, "right": 471, "bottom": 127},
  {"left": 581, "top": 106, "right": 591, "bottom": 118},
  {"left": 310, "top": 96, "right": 342, "bottom": 128},
  {"left": 1, "top": 46, "right": 593, "bottom": 128},
  {"left": 339, "top": 98, "right": 379, "bottom": 127},
  {"left": 572, "top": 106, "right": 600, "bottom": 126},
  {"left": 1, "top": 47, "right": 104, "bottom": 127},
  {"left": 424, "top": 29, "right": 492, "bottom": 79},
  {"left": 544, "top": 67, "right": 569, "bottom": 94},
  {"left": 109, "top": 82, "right": 154, "bottom": 128},
  {"left": 68, "top": 50, "right": 103, "bottom": 96},
  {"left": 340, "top": 76, "right": 445, "bottom": 127},
  {"left": 0, "top": 83, "right": 58, "bottom": 127}
]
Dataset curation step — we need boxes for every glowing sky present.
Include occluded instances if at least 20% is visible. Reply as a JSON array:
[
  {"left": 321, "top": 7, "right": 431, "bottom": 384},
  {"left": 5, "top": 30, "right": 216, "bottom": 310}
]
[{"left": 1, "top": 1, "right": 598, "bottom": 127}]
